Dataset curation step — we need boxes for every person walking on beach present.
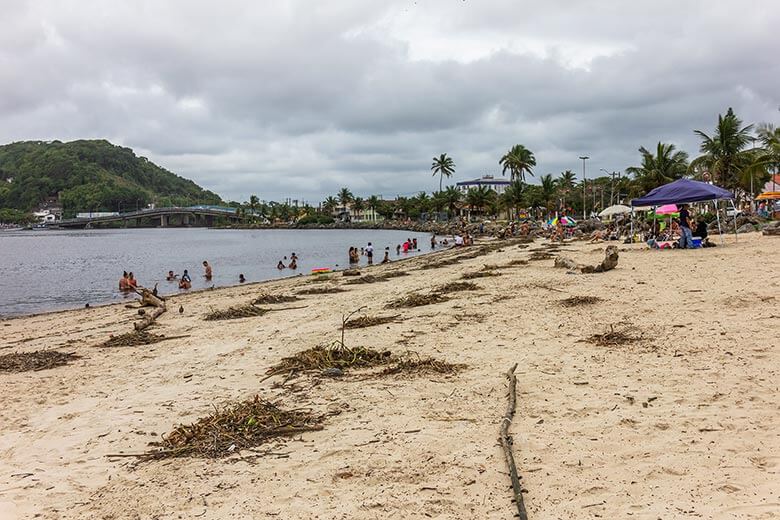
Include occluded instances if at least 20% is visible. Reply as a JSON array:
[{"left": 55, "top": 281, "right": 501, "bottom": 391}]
[
  {"left": 202, "top": 260, "right": 212, "bottom": 280},
  {"left": 678, "top": 204, "right": 693, "bottom": 249},
  {"left": 366, "top": 242, "right": 374, "bottom": 264}
]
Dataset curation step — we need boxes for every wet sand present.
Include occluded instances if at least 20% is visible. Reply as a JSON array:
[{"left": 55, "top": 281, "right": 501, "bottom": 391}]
[{"left": 0, "top": 233, "right": 778, "bottom": 519}]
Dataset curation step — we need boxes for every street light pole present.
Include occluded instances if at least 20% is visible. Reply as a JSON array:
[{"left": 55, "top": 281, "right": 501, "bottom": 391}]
[{"left": 579, "top": 156, "right": 590, "bottom": 220}]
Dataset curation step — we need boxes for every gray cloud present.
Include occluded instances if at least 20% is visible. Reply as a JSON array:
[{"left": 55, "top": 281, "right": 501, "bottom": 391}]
[{"left": 1, "top": 0, "right": 779, "bottom": 202}]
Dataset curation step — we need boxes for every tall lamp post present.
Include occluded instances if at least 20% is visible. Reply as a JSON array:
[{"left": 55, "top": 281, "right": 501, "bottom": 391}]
[{"left": 579, "top": 156, "right": 589, "bottom": 220}]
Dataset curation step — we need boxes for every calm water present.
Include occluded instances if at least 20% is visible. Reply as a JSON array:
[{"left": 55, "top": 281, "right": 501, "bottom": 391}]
[{"left": 0, "top": 228, "right": 435, "bottom": 317}]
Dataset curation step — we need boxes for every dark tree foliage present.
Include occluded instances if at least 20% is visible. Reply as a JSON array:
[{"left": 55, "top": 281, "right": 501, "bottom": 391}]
[{"left": 0, "top": 140, "right": 222, "bottom": 215}]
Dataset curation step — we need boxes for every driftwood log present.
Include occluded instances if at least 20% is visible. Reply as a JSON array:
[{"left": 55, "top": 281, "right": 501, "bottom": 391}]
[
  {"left": 580, "top": 245, "right": 619, "bottom": 274},
  {"left": 499, "top": 363, "right": 528, "bottom": 520},
  {"left": 133, "top": 288, "right": 167, "bottom": 331}
]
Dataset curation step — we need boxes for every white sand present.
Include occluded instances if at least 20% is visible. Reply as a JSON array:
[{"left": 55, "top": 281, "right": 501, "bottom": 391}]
[{"left": 0, "top": 233, "right": 778, "bottom": 519}]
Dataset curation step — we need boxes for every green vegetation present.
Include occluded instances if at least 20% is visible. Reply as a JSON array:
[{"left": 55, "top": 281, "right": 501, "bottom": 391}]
[
  {"left": 0, "top": 139, "right": 221, "bottom": 217},
  {"left": 431, "top": 153, "right": 455, "bottom": 192}
]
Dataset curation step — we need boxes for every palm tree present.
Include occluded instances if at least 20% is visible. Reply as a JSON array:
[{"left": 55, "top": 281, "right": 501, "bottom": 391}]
[
  {"left": 540, "top": 174, "right": 557, "bottom": 214},
  {"left": 557, "top": 170, "right": 576, "bottom": 209},
  {"left": 690, "top": 107, "right": 753, "bottom": 191},
  {"left": 502, "top": 179, "right": 525, "bottom": 218},
  {"left": 352, "top": 197, "right": 365, "bottom": 219},
  {"left": 626, "top": 142, "right": 689, "bottom": 193},
  {"left": 248, "top": 194, "right": 259, "bottom": 220},
  {"left": 499, "top": 144, "right": 536, "bottom": 183},
  {"left": 442, "top": 186, "right": 462, "bottom": 218},
  {"left": 465, "top": 186, "right": 491, "bottom": 215},
  {"left": 748, "top": 123, "right": 780, "bottom": 191},
  {"left": 431, "top": 154, "right": 455, "bottom": 193},
  {"left": 322, "top": 196, "right": 338, "bottom": 215},
  {"left": 337, "top": 187, "right": 354, "bottom": 208}
]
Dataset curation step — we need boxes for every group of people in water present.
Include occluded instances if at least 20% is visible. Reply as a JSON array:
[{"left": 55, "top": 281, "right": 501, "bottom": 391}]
[{"left": 277, "top": 252, "right": 298, "bottom": 270}]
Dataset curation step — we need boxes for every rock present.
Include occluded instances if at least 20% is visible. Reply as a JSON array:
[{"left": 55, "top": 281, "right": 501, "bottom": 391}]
[
  {"left": 736, "top": 223, "right": 756, "bottom": 234},
  {"left": 554, "top": 256, "right": 578, "bottom": 269},
  {"left": 342, "top": 270, "right": 361, "bottom": 277},
  {"left": 322, "top": 368, "right": 344, "bottom": 378},
  {"left": 581, "top": 245, "right": 619, "bottom": 274}
]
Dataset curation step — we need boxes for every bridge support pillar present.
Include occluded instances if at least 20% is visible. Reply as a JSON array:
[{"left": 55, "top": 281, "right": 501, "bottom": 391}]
[
  {"left": 160, "top": 215, "right": 167, "bottom": 227},
  {"left": 183, "top": 214, "right": 190, "bottom": 226}
]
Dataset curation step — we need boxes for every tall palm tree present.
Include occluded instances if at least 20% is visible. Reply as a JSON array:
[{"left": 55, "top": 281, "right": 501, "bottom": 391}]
[
  {"left": 414, "top": 191, "right": 430, "bottom": 214},
  {"left": 322, "top": 196, "right": 338, "bottom": 215},
  {"left": 502, "top": 179, "right": 525, "bottom": 218},
  {"left": 248, "top": 194, "right": 259, "bottom": 221},
  {"left": 690, "top": 107, "right": 753, "bottom": 190},
  {"left": 540, "top": 174, "right": 557, "bottom": 213},
  {"left": 499, "top": 144, "right": 536, "bottom": 183},
  {"left": 465, "top": 186, "right": 491, "bottom": 214},
  {"left": 626, "top": 142, "right": 689, "bottom": 193},
  {"left": 337, "top": 187, "right": 354, "bottom": 208},
  {"left": 558, "top": 170, "right": 576, "bottom": 209},
  {"left": 431, "top": 154, "right": 455, "bottom": 193},
  {"left": 748, "top": 123, "right": 780, "bottom": 191},
  {"left": 442, "top": 186, "right": 462, "bottom": 217},
  {"left": 352, "top": 197, "right": 365, "bottom": 219}
]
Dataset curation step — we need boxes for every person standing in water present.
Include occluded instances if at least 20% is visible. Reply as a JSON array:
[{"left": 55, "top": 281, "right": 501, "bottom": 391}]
[
  {"left": 127, "top": 272, "right": 138, "bottom": 288},
  {"left": 366, "top": 242, "right": 374, "bottom": 265},
  {"left": 430, "top": 235, "right": 436, "bottom": 249},
  {"left": 179, "top": 269, "right": 192, "bottom": 289},
  {"left": 239, "top": 274, "right": 246, "bottom": 283},
  {"left": 202, "top": 260, "right": 213, "bottom": 280},
  {"left": 119, "top": 272, "right": 130, "bottom": 291},
  {"left": 277, "top": 260, "right": 285, "bottom": 270}
]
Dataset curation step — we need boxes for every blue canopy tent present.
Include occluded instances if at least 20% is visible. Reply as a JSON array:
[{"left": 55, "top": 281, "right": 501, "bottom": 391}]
[{"left": 630, "top": 179, "right": 736, "bottom": 244}]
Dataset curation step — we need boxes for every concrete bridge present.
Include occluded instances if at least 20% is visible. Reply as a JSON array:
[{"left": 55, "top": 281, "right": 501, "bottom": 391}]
[{"left": 51, "top": 206, "right": 246, "bottom": 229}]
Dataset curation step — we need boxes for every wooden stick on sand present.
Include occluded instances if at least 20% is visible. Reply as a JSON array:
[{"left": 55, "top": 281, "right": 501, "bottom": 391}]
[{"left": 499, "top": 363, "right": 528, "bottom": 520}]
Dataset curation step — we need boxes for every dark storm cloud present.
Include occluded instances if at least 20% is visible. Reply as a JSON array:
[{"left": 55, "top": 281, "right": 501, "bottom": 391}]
[{"left": 1, "top": 0, "right": 779, "bottom": 202}]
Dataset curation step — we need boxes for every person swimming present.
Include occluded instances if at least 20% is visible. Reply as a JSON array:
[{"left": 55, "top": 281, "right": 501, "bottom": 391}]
[
  {"left": 179, "top": 269, "right": 192, "bottom": 289},
  {"left": 277, "top": 260, "right": 285, "bottom": 270},
  {"left": 239, "top": 273, "right": 246, "bottom": 283},
  {"left": 289, "top": 258, "right": 297, "bottom": 269},
  {"left": 166, "top": 270, "right": 177, "bottom": 281}
]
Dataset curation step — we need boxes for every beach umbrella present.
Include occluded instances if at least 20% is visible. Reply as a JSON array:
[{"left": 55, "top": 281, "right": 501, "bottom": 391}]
[
  {"left": 655, "top": 204, "right": 678, "bottom": 215},
  {"left": 756, "top": 191, "right": 780, "bottom": 200},
  {"left": 598, "top": 204, "right": 631, "bottom": 218},
  {"left": 560, "top": 216, "right": 577, "bottom": 226}
]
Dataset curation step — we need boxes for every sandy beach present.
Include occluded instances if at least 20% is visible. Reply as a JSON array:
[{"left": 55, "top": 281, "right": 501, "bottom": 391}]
[{"left": 1, "top": 234, "right": 778, "bottom": 520}]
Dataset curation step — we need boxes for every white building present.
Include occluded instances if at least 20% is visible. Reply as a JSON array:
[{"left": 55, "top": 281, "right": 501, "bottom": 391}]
[{"left": 456, "top": 175, "right": 511, "bottom": 195}]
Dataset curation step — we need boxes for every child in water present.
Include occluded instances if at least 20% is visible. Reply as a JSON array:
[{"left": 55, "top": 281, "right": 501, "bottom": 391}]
[
  {"left": 179, "top": 269, "right": 192, "bottom": 289},
  {"left": 239, "top": 274, "right": 246, "bottom": 283},
  {"left": 277, "top": 260, "right": 285, "bottom": 270}
]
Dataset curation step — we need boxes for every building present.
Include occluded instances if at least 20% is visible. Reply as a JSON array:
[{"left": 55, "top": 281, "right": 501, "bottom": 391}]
[{"left": 456, "top": 175, "right": 511, "bottom": 195}]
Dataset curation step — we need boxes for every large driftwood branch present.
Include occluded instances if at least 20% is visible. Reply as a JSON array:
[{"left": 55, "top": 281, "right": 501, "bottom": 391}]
[
  {"left": 133, "top": 287, "right": 167, "bottom": 331},
  {"left": 499, "top": 363, "right": 528, "bottom": 520}
]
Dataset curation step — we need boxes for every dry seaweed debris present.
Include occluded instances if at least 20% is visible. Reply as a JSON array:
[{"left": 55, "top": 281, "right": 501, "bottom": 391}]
[
  {"left": 379, "top": 353, "right": 465, "bottom": 376},
  {"left": 141, "top": 396, "right": 324, "bottom": 460},
  {"left": 344, "top": 314, "right": 401, "bottom": 329},
  {"left": 587, "top": 324, "right": 641, "bottom": 346},
  {"left": 297, "top": 286, "right": 346, "bottom": 295},
  {"left": 528, "top": 252, "right": 554, "bottom": 261},
  {"left": 253, "top": 294, "right": 301, "bottom": 305},
  {"left": 434, "top": 281, "right": 480, "bottom": 294},
  {"left": 505, "top": 259, "right": 529, "bottom": 266},
  {"left": 386, "top": 292, "right": 450, "bottom": 308},
  {"left": 98, "top": 331, "right": 169, "bottom": 348},
  {"left": 381, "top": 271, "right": 409, "bottom": 278},
  {"left": 267, "top": 343, "right": 392, "bottom": 375},
  {"left": 419, "top": 257, "right": 460, "bottom": 270},
  {"left": 0, "top": 350, "right": 80, "bottom": 373},
  {"left": 344, "top": 274, "right": 388, "bottom": 285},
  {"left": 204, "top": 304, "right": 269, "bottom": 321},
  {"left": 461, "top": 270, "right": 501, "bottom": 280},
  {"left": 559, "top": 295, "right": 602, "bottom": 307}
]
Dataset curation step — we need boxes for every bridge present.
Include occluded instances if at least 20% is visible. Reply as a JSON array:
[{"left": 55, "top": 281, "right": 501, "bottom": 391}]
[{"left": 50, "top": 206, "right": 247, "bottom": 229}]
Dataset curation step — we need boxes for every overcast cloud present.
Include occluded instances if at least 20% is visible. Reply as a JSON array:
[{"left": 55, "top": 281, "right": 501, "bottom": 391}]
[{"left": 1, "top": 0, "right": 779, "bottom": 202}]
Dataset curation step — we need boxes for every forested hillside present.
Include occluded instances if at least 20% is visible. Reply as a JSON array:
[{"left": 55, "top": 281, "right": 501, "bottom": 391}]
[{"left": 0, "top": 140, "right": 221, "bottom": 216}]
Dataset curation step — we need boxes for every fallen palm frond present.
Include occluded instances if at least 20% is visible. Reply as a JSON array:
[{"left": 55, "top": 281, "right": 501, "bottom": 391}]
[
  {"left": 139, "top": 396, "right": 324, "bottom": 460},
  {"left": 204, "top": 304, "right": 268, "bottom": 321},
  {"left": 267, "top": 343, "right": 392, "bottom": 375},
  {"left": 587, "top": 324, "right": 641, "bottom": 346},
  {"left": 559, "top": 295, "right": 602, "bottom": 307},
  {"left": 297, "top": 286, "right": 346, "bottom": 295},
  {"left": 0, "top": 350, "right": 80, "bottom": 373},
  {"left": 379, "top": 353, "right": 465, "bottom": 376},
  {"left": 343, "top": 315, "right": 401, "bottom": 329},
  {"left": 434, "top": 281, "right": 480, "bottom": 294},
  {"left": 98, "top": 331, "right": 170, "bottom": 348},
  {"left": 461, "top": 270, "right": 501, "bottom": 279},
  {"left": 344, "top": 274, "right": 388, "bottom": 285},
  {"left": 528, "top": 252, "right": 554, "bottom": 261},
  {"left": 386, "top": 292, "right": 450, "bottom": 308},
  {"left": 253, "top": 294, "right": 301, "bottom": 305}
]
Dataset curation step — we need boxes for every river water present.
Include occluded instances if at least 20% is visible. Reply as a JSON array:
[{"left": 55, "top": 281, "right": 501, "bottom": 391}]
[{"left": 0, "top": 228, "right": 435, "bottom": 317}]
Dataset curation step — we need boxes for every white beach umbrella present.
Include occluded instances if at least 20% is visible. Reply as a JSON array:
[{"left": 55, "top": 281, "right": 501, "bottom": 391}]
[{"left": 598, "top": 204, "right": 632, "bottom": 217}]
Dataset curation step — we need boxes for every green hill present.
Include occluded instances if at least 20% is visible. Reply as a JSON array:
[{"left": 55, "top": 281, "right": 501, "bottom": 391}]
[{"left": 0, "top": 139, "right": 222, "bottom": 217}]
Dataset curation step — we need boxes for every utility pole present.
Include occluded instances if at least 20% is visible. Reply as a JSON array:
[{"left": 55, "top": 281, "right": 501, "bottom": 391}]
[{"left": 579, "top": 156, "right": 590, "bottom": 220}]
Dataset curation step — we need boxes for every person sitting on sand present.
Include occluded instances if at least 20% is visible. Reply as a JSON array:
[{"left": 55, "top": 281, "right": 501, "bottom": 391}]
[
  {"left": 127, "top": 272, "right": 138, "bottom": 289},
  {"left": 119, "top": 271, "right": 130, "bottom": 291},
  {"left": 166, "top": 270, "right": 177, "bottom": 281},
  {"left": 289, "top": 258, "right": 298, "bottom": 269},
  {"left": 179, "top": 270, "right": 192, "bottom": 289},
  {"left": 382, "top": 247, "right": 390, "bottom": 264},
  {"left": 277, "top": 260, "right": 285, "bottom": 270},
  {"left": 589, "top": 229, "right": 606, "bottom": 243},
  {"left": 202, "top": 260, "right": 212, "bottom": 280},
  {"left": 454, "top": 234, "right": 464, "bottom": 246},
  {"left": 239, "top": 273, "right": 246, "bottom": 283}
]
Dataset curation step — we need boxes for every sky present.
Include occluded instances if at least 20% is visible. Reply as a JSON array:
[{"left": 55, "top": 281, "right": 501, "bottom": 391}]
[{"left": 2, "top": 0, "right": 779, "bottom": 203}]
